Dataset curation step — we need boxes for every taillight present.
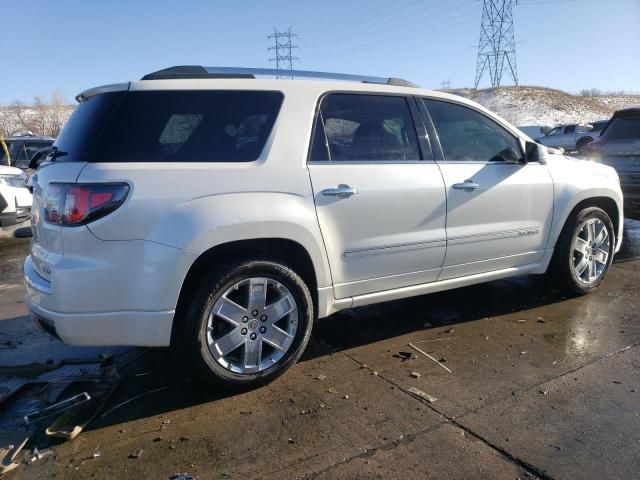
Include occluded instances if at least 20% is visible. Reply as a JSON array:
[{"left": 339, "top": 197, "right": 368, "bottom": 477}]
[{"left": 43, "top": 183, "right": 129, "bottom": 226}]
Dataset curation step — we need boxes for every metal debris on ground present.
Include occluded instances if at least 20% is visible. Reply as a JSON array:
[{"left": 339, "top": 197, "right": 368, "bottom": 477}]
[
  {"left": 29, "top": 447, "right": 53, "bottom": 463},
  {"left": 129, "top": 448, "right": 143, "bottom": 459},
  {"left": 24, "top": 392, "right": 91, "bottom": 425},
  {"left": 0, "top": 359, "right": 119, "bottom": 474},
  {"left": 171, "top": 474, "right": 196, "bottom": 480},
  {"left": 410, "top": 371, "right": 421, "bottom": 379},
  {"left": 327, "top": 387, "right": 338, "bottom": 394},
  {"left": 407, "top": 387, "right": 438, "bottom": 403},
  {"left": 410, "top": 337, "right": 457, "bottom": 345},
  {"left": 100, "top": 386, "right": 168, "bottom": 418},
  {"left": 408, "top": 342, "right": 453, "bottom": 374}
]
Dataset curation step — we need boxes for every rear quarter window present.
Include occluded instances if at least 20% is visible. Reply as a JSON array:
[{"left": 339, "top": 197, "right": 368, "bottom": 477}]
[{"left": 93, "top": 90, "right": 284, "bottom": 162}]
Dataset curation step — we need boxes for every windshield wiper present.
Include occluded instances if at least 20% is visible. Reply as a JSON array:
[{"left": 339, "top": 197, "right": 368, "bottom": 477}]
[{"left": 29, "top": 146, "right": 68, "bottom": 169}]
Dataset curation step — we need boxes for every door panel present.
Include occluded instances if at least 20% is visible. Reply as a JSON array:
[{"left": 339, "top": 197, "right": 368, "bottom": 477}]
[
  {"left": 420, "top": 97, "right": 554, "bottom": 280},
  {"left": 437, "top": 162, "right": 553, "bottom": 279},
  {"left": 307, "top": 93, "right": 446, "bottom": 298},
  {"left": 309, "top": 163, "right": 447, "bottom": 297}
]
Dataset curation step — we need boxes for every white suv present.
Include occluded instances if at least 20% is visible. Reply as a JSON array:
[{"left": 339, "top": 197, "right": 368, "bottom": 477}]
[
  {"left": 0, "top": 165, "right": 31, "bottom": 227},
  {"left": 24, "top": 66, "right": 623, "bottom": 387}
]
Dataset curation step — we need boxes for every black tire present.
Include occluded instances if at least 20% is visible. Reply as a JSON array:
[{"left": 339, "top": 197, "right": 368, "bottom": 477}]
[
  {"left": 549, "top": 206, "right": 615, "bottom": 295},
  {"left": 181, "top": 259, "right": 314, "bottom": 389}
]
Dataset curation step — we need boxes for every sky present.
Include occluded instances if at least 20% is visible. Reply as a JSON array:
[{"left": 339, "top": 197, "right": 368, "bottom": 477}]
[{"left": 1, "top": 0, "right": 639, "bottom": 104}]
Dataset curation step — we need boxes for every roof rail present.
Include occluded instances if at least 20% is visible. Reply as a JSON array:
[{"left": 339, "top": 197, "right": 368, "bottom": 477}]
[{"left": 141, "top": 66, "right": 418, "bottom": 87}]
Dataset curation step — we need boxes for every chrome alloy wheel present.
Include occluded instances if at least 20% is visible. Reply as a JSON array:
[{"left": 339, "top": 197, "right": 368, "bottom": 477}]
[
  {"left": 206, "top": 277, "right": 299, "bottom": 374},
  {"left": 572, "top": 218, "right": 611, "bottom": 284}
]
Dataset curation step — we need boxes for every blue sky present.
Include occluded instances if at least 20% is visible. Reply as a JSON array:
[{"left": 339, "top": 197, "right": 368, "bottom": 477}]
[{"left": 2, "top": 0, "right": 639, "bottom": 104}]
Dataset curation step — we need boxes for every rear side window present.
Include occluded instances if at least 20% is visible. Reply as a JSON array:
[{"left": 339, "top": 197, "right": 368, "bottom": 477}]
[
  {"left": 564, "top": 125, "right": 576, "bottom": 134},
  {"left": 94, "top": 91, "right": 283, "bottom": 162},
  {"left": 423, "top": 99, "right": 522, "bottom": 162},
  {"left": 309, "top": 94, "right": 421, "bottom": 162},
  {"left": 55, "top": 91, "right": 125, "bottom": 163}
]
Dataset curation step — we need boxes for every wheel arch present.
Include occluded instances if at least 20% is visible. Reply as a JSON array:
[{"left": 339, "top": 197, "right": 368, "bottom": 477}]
[
  {"left": 173, "top": 237, "right": 320, "bottom": 343},
  {"left": 551, "top": 195, "right": 621, "bottom": 251}
]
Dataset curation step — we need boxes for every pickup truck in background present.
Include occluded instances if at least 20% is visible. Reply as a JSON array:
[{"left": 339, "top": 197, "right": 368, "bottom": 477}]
[{"left": 536, "top": 120, "right": 609, "bottom": 152}]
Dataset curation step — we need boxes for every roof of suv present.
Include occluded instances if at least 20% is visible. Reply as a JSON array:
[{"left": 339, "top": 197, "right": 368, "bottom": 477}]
[
  {"left": 612, "top": 107, "right": 640, "bottom": 118},
  {"left": 74, "top": 66, "right": 526, "bottom": 140}
]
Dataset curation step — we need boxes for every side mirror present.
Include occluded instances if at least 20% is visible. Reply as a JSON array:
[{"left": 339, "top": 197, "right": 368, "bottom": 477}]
[{"left": 525, "top": 141, "right": 547, "bottom": 163}]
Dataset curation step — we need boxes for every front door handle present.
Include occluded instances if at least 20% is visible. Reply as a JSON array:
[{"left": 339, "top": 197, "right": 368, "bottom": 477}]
[
  {"left": 321, "top": 184, "right": 358, "bottom": 199},
  {"left": 452, "top": 180, "right": 480, "bottom": 191}
]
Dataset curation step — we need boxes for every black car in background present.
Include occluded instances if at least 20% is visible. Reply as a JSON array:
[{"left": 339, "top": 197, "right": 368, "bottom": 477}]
[
  {"left": 587, "top": 108, "right": 640, "bottom": 218},
  {"left": 0, "top": 133, "right": 55, "bottom": 171}
]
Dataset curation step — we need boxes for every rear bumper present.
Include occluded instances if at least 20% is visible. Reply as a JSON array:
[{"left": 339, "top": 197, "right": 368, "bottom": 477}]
[{"left": 24, "top": 250, "right": 180, "bottom": 347}]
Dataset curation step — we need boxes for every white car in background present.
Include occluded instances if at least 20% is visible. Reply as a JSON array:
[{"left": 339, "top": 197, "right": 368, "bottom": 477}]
[
  {"left": 537, "top": 121, "right": 609, "bottom": 152},
  {"left": 0, "top": 165, "right": 32, "bottom": 227}
]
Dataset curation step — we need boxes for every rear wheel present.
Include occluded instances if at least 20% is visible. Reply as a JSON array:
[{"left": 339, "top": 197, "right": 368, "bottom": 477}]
[
  {"left": 549, "top": 207, "right": 615, "bottom": 295},
  {"left": 182, "top": 260, "right": 314, "bottom": 388}
]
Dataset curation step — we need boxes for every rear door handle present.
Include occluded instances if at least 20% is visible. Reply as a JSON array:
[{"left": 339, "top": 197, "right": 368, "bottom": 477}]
[
  {"left": 452, "top": 180, "right": 480, "bottom": 191},
  {"left": 321, "top": 184, "right": 358, "bottom": 199}
]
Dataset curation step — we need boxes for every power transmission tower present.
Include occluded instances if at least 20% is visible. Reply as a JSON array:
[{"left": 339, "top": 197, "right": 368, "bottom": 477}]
[
  {"left": 474, "top": 0, "right": 518, "bottom": 88},
  {"left": 268, "top": 28, "right": 299, "bottom": 78},
  {"left": 441, "top": 79, "right": 451, "bottom": 90}
]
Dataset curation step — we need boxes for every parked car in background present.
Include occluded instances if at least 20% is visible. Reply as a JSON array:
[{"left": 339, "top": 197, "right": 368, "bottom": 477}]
[
  {"left": 0, "top": 133, "right": 55, "bottom": 171},
  {"left": 25, "top": 66, "right": 623, "bottom": 388},
  {"left": 537, "top": 121, "right": 608, "bottom": 152},
  {"left": 586, "top": 108, "right": 640, "bottom": 218},
  {"left": 517, "top": 125, "right": 552, "bottom": 138},
  {"left": 0, "top": 165, "right": 32, "bottom": 227}
]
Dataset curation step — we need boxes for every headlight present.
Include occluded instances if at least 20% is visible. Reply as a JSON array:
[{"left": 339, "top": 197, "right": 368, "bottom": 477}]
[{"left": 0, "top": 174, "right": 27, "bottom": 188}]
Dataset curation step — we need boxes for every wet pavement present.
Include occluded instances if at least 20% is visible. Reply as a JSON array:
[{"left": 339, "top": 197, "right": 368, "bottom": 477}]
[{"left": 0, "top": 219, "right": 639, "bottom": 479}]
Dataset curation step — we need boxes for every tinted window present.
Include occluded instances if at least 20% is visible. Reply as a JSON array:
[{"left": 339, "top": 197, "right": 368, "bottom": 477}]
[
  {"left": 602, "top": 117, "right": 640, "bottom": 140},
  {"left": 424, "top": 99, "right": 522, "bottom": 162},
  {"left": 546, "top": 127, "right": 562, "bottom": 136},
  {"left": 94, "top": 91, "right": 283, "bottom": 162},
  {"left": 55, "top": 91, "right": 125, "bottom": 162},
  {"left": 309, "top": 94, "right": 421, "bottom": 162},
  {"left": 564, "top": 125, "right": 576, "bottom": 134}
]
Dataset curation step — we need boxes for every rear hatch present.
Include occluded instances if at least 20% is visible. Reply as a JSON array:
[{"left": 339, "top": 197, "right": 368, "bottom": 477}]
[{"left": 30, "top": 89, "right": 127, "bottom": 277}]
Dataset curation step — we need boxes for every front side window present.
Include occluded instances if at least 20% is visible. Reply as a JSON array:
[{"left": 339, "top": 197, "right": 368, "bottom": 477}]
[
  {"left": 309, "top": 94, "right": 421, "bottom": 162},
  {"left": 546, "top": 127, "right": 562, "bottom": 137},
  {"left": 423, "top": 99, "right": 522, "bottom": 162}
]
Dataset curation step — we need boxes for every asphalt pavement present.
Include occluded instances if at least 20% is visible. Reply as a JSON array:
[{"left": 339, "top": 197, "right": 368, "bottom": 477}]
[{"left": 1, "top": 219, "right": 639, "bottom": 479}]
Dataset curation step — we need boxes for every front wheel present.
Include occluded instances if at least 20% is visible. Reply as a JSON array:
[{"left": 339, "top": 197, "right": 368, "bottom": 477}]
[
  {"left": 182, "top": 260, "right": 314, "bottom": 389},
  {"left": 549, "top": 207, "right": 615, "bottom": 295}
]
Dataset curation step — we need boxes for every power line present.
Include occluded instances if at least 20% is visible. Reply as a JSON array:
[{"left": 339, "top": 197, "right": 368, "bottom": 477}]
[
  {"left": 474, "top": 0, "right": 518, "bottom": 88},
  {"left": 304, "top": 0, "right": 474, "bottom": 52},
  {"left": 305, "top": 11, "right": 479, "bottom": 61},
  {"left": 268, "top": 28, "right": 299, "bottom": 78}
]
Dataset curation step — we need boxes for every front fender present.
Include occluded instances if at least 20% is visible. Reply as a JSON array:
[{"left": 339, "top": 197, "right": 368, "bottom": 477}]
[
  {"left": 148, "top": 191, "right": 332, "bottom": 287},
  {"left": 546, "top": 158, "right": 624, "bottom": 253}
]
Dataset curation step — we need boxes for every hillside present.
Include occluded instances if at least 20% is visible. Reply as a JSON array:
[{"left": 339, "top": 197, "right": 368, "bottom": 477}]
[
  {"left": 2, "top": 86, "right": 640, "bottom": 138},
  {"left": 449, "top": 86, "right": 640, "bottom": 127}
]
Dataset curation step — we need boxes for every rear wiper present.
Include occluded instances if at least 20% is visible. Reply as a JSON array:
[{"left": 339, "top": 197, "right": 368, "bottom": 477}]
[{"left": 29, "top": 146, "right": 68, "bottom": 169}]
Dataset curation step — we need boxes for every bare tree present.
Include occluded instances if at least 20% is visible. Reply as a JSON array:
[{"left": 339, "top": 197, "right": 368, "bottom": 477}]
[{"left": 47, "top": 90, "right": 67, "bottom": 137}]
